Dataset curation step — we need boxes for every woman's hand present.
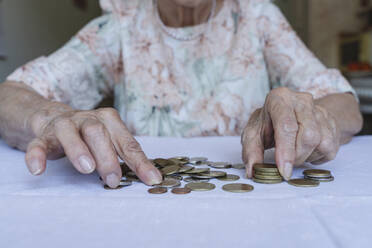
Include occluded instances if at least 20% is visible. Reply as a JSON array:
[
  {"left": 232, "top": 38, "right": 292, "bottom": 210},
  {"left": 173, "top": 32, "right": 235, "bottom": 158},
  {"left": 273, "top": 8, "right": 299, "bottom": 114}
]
[
  {"left": 241, "top": 87, "right": 341, "bottom": 180},
  {"left": 25, "top": 107, "right": 163, "bottom": 188}
]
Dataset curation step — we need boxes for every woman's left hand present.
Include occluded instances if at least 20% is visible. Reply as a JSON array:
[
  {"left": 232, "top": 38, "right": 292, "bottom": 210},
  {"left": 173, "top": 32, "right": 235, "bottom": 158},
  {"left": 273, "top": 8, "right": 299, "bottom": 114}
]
[{"left": 241, "top": 87, "right": 340, "bottom": 180}]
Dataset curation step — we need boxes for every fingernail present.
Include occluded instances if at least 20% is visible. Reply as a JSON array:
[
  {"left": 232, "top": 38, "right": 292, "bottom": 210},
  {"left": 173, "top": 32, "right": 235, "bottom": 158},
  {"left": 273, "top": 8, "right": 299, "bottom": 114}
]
[
  {"left": 283, "top": 162, "right": 293, "bottom": 181},
  {"left": 105, "top": 173, "right": 120, "bottom": 188},
  {"left": 78, "top": 156, "right": 94, "bottom": 173},
  {"left": 147, "top": 169, "right": 163, "bottom": 185},
  {"left": 29, "top": 160, "right": 42, "bottom": 175}
]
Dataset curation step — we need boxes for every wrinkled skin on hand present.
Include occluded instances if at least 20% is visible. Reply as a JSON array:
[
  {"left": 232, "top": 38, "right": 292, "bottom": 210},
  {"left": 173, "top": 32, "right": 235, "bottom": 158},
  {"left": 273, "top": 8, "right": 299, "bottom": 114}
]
[
  {"left": 241, "top": 87, "right": 341, "bottom": 180},
  {"left": 25, "top": 108, "right": 162, "bottom": 188}
]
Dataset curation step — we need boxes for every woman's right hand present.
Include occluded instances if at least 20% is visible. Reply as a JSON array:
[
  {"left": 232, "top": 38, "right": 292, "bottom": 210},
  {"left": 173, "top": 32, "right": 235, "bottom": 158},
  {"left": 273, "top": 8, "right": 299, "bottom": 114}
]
[{"left": 25, "top": 107, "right": 163, "bottom": 188}]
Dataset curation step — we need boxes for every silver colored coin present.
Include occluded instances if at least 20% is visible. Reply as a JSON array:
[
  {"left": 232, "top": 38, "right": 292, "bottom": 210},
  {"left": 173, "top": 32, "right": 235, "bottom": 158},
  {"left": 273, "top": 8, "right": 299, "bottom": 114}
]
[
  {"left": 119, "top": 180, "right": 133, "bottom": 187},
  {"left": 232, "top": 163, "right": 245, "bottom": 169},
  {"left": 178, "top": 165, "right": 194, "bottom": 173},
  {"left": 186, "top": 168, "right": 210, "bottom": 174},
  {"left": 304, "top": 175, "right": 334, "bottom": 182},
  {"left": 209, "top": 162, "right": 231, "bottom": 169},
  {"left": 189, "top": 157, "right": 209, "bottom": 164},
  {"left": 184, "top": 177, "right": 210, "bottom": 183}
]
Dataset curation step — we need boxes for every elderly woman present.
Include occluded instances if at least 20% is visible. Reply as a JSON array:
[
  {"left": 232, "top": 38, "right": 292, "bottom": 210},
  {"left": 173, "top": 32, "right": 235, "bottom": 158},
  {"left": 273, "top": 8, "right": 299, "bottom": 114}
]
[{"left": 0, "top": 0, "right": 363, "bottom": 188}]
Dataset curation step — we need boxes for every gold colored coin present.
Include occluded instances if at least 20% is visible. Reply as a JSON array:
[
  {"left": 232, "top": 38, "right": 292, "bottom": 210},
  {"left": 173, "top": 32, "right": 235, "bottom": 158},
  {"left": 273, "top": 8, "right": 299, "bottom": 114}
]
[
  {"left": 179, "top": 165, "right": 194, "bottom": 173},
  {"left": 305, "top": 175, "right": 334, "bottom": 182},
  {"left": 148, "top": 187, "right": 168, "bottom": 194},
  {"left": 217, "top": 174, "right": 240, "bottom": 181},
  {"left": 232, "top": 163, "right": 245, "bottom": 169},
  {"left": 222, "top": 183, "right": 254, "bottom": 193},
  {"left": 253, "top": 174, "right": 283, "bottom": 180},
  {"left": 254, "top": 170, "right": 281, "bottom": 176},
  {"left": 288, "top": 179, "right": 320, "bottom": 187},
  {"left": 104, "top": 185, "right": 124, "bottom": 190},
  {"left": 186, "top": 182, "right": 216, "bottom": 191},
  {"left": 186, "top": 168, "right": 210, "bottom": 174},
  {"left": 193, "top": 171, "right": 227, "bottom": 179},
  {"left": 171, "top": 187, "right": 192, "bottom": 195},
  {"left": 155, "top": 178, "right": 181, "bottom": 188},
  {"left": 303, "top": 169, "right": 331, "bottom": 178},
  {"left": 160, "top": 165, "right": 180, "bottom": 175},
  {"left": 253, "top": 163, "right": 279, "bottom": 173},
  {"left": 253, "top": 177, "right": 283, "bottom": 184}
]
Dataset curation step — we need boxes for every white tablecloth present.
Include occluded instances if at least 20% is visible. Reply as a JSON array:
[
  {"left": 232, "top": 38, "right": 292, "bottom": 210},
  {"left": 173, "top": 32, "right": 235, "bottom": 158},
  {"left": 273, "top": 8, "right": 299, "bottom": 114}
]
[{"left": 0, "top": 136, "right": 372, "bottom": 248}]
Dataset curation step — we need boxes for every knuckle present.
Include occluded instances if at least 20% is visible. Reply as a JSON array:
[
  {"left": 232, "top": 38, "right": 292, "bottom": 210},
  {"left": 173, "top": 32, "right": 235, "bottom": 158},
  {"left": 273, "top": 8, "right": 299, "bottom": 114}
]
[
  {"left": 280, "top": 120, "right": 298, "bottom": 134},
  {"left": 300, "top": 92, "right": 314, "bottom": 103},
  {"left": 54, "top": 117, "right": 72, "bottom": 129},
  {"left": 98, "top": 107, "right": 119, "bottom": 119},
  {"left": 319, "top": 139, "right": 338, "bottom": 160},
  {"left": 82, "top": 122, "right": 106, "bottom": 137},
  {"left": 302, "top": 129, "right": 321, "bottom": 147},
  {"left": 122, "top": 139, "right": 143, "bottom": 154}
]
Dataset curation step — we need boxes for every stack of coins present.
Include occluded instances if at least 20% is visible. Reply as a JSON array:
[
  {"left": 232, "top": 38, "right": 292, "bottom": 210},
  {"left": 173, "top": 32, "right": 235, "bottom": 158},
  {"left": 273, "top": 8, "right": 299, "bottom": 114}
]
[
  {"left": 253, "top": 163, "right": 283, "bottom": 184},
  {"left": 303, "top": 169, "right": 334, "bottom": 182}
]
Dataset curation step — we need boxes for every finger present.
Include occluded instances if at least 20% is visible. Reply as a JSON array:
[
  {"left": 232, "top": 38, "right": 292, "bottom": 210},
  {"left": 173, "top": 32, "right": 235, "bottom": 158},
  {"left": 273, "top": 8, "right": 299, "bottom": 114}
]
[
  {"left": 242, "top": 109, "right": 264, "bottom": 179},
  {"left": 98, "top": 108, "right": 162, "bottom": 186},
  {"left": 54, "top": 118, "right": 96, "bottom": 174},
  {"left": 267, "top": 93, "right": 297, "bottom": 180},
  {"left": 80, "top": 119, "right": 122, "bottom": 188},
  {"left": 293, "top": 93, "right": 321, "bottom": 165},
  {"left": 25, "top": 138, "right": 47, "bottom": 175}
]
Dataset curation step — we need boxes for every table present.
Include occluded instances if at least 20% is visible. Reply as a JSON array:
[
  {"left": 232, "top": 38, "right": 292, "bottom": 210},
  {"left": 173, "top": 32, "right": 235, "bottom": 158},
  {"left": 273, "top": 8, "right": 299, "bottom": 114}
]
[{"left": 1, "top": 136, "right": 372, "bottom": 248}]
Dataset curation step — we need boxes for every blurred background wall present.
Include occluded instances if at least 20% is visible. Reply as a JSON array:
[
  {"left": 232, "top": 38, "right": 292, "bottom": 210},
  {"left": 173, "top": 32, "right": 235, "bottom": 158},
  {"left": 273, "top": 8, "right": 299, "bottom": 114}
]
[{"left": 0, "top": 0, "right": 372, "bottom": 134}]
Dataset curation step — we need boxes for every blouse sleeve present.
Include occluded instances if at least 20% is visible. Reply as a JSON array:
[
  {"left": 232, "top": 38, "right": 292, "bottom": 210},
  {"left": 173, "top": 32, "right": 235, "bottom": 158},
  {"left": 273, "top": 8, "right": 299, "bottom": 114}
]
[
  {"left": 7, "top": 13, "right": 123, "bottom": 110},
  {"left": 256, "top": 1, "right": 358, "bottom": 100}
]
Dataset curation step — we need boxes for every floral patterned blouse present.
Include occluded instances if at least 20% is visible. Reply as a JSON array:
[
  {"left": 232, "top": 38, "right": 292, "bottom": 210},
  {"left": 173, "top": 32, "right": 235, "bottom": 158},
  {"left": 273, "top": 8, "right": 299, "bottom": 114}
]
[{"left": 8, "top": 0, "right": 356, "bottom": 137}]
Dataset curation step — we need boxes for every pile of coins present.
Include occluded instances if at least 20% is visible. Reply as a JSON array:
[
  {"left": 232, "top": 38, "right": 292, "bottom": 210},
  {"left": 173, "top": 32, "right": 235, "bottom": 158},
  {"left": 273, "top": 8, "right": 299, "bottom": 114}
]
[
  {"left": 102, "top": 156, "right": 335, "bottom": 192},
  {"left": 252, "top": 163, "right": 283, "bottom": 184},
  {"left": 103, "top": 156, "right": 253, "bottom": 194},
  {"left": 303, "top": 169, "right": 334, "bottom": 182}
]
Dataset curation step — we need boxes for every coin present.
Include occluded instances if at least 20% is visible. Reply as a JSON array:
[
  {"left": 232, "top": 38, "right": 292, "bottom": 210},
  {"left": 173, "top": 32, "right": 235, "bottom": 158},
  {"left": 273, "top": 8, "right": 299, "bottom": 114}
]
[
  {"left": 155, "top": 178, "right": 181, "bottom": 188},
  {"left": 288, "top": 179, "right": 320, "bottom": 187},
  {"left": 104, "top": 185, "right": 124, "bottom": 190},
  {"left": 209, "top": 162, "right": 231, "bottom": 169},
  {"left": 304, "top": 175, "right": 335, "bottom": 182},
  {"left": 232, "top": 163, "right": 245, "bottom": 169},
  {"left": 165, "top": 175, "right": 183, "bottom": 181},
  {"left": 189, "top": 157, "right": 208, "bottom": 164},
  {"left": 253, "top": 174, "right": 283, "bottom": 180},
  {"left": 222, "top": 183, "right": 254, "bottom": 193},
  {"left": 148, "top": 187, "right": 168, "bottom": 194},
  {"left": 193, "top": 171, "right": 227, "bottom": 179},
  {"left": 170, "top": 156, "right": 189, "bottom": 161},
  {"left": 217, "top": 174, "right": 240, "bottom": 181},
  {"left": 303, "top": 169, "right": 331, "bottom": 178},
  {"left": 254, "top": 171, "right": 281, "bottom": 176},
  {"left": 171, "top": 187, "right": 192, "bottom": 195},
  {"left": 178, "top": 165, "right": 194, "bottom": 173},
  {"left": 126, "top": 176, "right": 141, "bottom": 182},
  {"left": 186, "top": 168, "right": 210, "bottom": 174},
  {"left": 184, "top": 177, "right": 210, "bottom": 183},
  {"left": 253, "top": 163, "right": 279, "bottom": 173},
  {"left": 253, "top": 177, "right": 283, "bottom": 184},
  {"left": 160, "top": 165, "right": 180, "bottom": 175},
  {"left": 186, "top": 182, "right": 216, "bottom": 191},
  {"left": 119, "top": 179, "right": 133, "bottom": 187}
]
